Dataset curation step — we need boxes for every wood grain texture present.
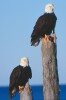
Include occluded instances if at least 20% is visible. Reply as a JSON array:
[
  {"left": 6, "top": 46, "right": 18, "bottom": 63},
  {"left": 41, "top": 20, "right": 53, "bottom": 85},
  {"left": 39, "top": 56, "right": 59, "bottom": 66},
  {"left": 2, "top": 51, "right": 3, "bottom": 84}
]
[
  {"left": 20, "top": 85, "right": 33, "bottom": 100},
  {"left": 41, "top": 40, "right": 59, "bottom": 100}
]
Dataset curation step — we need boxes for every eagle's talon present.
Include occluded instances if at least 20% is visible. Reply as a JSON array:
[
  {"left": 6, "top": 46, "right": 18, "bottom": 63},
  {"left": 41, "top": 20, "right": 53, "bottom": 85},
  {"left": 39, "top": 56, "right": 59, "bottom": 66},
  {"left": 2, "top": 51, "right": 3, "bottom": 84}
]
[
  {"left": 45, "top": 35, "right": 51, "bottom": 43},
  {"left": 18, "top": 86, "right": 24, "bottom": 93},
  {"left": 18, "top": 86, "right": 24, "bottom": 91}
]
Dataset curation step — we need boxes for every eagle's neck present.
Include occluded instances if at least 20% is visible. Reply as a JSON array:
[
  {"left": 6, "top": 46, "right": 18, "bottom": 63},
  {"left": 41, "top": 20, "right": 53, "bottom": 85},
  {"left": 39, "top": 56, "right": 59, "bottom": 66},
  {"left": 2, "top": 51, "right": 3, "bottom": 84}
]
[
  {"left": 44, "top": 12, "right": 54, "bottom": 15},
  {"left": 20, "top": 62, "right": 28, "bottom": 68},
  {"left": 45, "top": 9, "right": 54, "bottom": 14}
]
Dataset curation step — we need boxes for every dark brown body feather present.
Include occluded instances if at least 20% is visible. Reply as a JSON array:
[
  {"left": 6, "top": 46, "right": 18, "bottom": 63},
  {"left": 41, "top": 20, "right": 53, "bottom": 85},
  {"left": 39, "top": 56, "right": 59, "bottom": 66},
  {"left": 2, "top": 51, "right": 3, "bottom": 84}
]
[{"left": 31, "top": 13, "right": 57, "bottom": 46}]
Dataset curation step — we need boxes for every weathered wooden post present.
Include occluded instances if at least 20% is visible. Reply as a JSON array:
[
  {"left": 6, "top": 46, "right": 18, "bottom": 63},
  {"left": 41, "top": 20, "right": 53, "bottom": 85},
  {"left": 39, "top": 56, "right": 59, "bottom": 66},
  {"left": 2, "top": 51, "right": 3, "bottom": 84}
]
[
  {"left": 41, "top": 36, "right": 59, "bottom": 100},
  {"left": 20, "top": 83, "right": 33, "bottom": 100}
]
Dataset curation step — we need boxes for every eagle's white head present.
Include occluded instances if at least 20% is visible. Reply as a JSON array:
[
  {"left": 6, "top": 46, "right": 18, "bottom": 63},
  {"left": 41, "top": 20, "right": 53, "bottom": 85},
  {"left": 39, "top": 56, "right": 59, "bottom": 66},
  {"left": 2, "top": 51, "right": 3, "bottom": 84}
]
[
  {"left": 45, "top": 4, "right": 54, "bottom": 13},
  {"left": 20, "top": 57, "right": 29, "bottom": 67}
]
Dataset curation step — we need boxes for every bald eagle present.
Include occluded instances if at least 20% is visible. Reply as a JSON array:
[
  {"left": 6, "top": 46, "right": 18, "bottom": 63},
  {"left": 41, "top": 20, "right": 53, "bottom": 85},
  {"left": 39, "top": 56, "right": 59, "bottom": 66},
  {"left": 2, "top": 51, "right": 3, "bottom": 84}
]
[
  {"left": 31, "top": 4, "right": 57, "bottom": 46},
  {"left": 9, "top": 57, "right": 32, "bottom": 98}
]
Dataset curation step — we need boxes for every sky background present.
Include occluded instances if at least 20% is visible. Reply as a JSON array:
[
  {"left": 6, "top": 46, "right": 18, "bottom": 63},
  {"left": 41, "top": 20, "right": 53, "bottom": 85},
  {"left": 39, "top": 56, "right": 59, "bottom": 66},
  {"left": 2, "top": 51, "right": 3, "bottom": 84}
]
[{"left": 0, "top": 0, "right": 66, "bottom": 86}]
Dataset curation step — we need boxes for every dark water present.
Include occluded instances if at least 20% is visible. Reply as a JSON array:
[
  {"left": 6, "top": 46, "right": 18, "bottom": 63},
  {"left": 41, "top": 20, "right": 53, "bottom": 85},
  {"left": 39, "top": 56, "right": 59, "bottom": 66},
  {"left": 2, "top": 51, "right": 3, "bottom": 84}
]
[{"left": 0, "top": 85, "right": 66, "bottom": 100}]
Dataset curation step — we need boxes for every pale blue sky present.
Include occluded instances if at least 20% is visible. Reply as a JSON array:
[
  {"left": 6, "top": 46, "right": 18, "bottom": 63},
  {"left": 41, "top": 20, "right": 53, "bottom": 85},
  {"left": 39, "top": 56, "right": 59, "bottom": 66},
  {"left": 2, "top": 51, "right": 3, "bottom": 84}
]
[{"left": 0, "top": 0, "right": 66, "bottom": 86}]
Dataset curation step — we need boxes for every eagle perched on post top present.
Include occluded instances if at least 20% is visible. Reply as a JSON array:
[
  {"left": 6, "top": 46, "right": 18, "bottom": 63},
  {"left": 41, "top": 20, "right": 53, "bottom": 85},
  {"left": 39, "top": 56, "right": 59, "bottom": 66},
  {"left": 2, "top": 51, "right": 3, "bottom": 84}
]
[
  {"left": 9, "top": 57, "right": 32, "bottom": 98},
  {"left": 31, "top": 4, "right": 57, "bottom": 46}
]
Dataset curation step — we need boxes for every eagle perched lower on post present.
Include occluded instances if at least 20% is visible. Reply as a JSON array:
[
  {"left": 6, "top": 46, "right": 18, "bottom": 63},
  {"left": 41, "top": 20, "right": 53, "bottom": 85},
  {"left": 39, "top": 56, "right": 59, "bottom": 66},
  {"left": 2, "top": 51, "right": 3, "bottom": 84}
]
[
  {"left": 9, "top": 57, "right": 32, "bottom": 98},
  {"left": 31, "top": 4, "right": 57, "bottom": 46}
]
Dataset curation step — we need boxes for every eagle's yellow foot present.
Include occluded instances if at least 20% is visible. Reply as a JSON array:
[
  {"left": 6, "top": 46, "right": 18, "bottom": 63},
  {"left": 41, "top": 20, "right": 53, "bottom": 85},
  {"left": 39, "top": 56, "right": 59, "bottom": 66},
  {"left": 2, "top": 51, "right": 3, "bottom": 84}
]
[
  {"left": 42, "top": 34, "right": 51, "bottom": 45},
  {"left": 43, "top": 35, "right": 49, "bottom": 43},
  {"left": 18, "top": 86, "right": 24, "bottom": 92},
  {"left": 45, "top": 35, "right": 51, "bottom": 43}
]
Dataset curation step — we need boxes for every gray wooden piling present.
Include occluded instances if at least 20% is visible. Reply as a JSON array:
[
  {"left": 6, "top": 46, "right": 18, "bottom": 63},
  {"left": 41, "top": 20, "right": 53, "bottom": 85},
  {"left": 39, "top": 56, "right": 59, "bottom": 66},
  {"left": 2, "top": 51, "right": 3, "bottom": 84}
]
[
  {"left": 20, "top": 84, "right": 33, "bottom": 100},
  {"left": 41, "top": 38, "right": 59, "bottom": 100}
]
